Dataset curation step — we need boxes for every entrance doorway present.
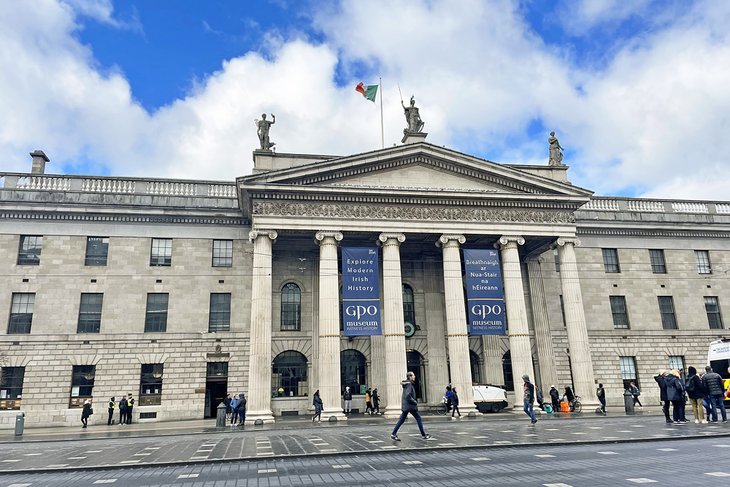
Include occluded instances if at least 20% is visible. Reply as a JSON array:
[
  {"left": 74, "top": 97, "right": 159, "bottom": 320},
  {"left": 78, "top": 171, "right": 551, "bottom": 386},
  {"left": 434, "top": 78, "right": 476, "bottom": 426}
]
[
  {"left": 204, "top": 362, "right": 228, "bottom": 419},
  {"left": 406, "top": 350, "right": 426, "bottom": 401}
]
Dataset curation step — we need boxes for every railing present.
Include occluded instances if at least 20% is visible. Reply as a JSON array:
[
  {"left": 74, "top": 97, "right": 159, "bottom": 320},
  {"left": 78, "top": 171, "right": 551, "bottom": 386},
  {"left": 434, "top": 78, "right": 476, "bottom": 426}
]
[
  {"left": 580, "top": 197, "right": 730, "bottom": 215},
  {"left": 0, "top": 172, "right": 238, "bottom": 199}
]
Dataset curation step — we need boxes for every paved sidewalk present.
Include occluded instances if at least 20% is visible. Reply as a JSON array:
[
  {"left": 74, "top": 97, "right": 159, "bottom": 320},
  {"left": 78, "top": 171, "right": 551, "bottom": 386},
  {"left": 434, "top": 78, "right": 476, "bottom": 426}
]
[{"left": 1, "top": 410, "right": 729, "bottom": 474}]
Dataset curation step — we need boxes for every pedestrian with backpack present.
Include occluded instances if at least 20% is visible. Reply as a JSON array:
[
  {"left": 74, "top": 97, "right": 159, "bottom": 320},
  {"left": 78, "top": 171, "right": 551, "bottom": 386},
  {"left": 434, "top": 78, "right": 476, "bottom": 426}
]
[
  {"left": 118, "top": 395, "right": 127, "bottom": 426},
  {"left": 685, "top": 366, "right": 707, "bottom": 423},
  {"left": 451, "top": 387, "right": 462, "bottom": 418},
  {"left": 596, "top": 384, "right": 607, "bottom": 415}
]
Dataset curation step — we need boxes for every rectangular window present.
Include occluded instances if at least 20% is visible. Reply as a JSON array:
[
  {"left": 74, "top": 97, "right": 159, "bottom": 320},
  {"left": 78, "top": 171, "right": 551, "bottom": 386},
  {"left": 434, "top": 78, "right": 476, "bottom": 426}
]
[
  {"left": 144, "top": 293, "right": 169, "bottom": 332},
  {"left": 85, "top": 237, "right": 109, "bottom": 266},
  {"left": 8, "top": 293, "right": 35, "bottom": 334},
  {"left": 70, "top": 365, "right": 95, "bottom": 408},
  {"left": 668, "top": 355, "right": 686, "bottom": 380},
  {"left": 695, "top": 250, "right": 712, "bottom": 274},
  {"left": 209, "top": 293, "right": 231, "bottom": 332},
  {"left": 0, "top": 367, "right": 24, "bottom": 410},
  {"left": 619, "top": 356, "right": 638, "bottom": 390},
  {"left": 658, "top": 296, "right": 678, "bottom": 329},
  {"left": 150, "top": 238, "right": 172, "bottom": 266},
  {"left": 609, "top": 295, "right": 630, "bottom": 329},
  {"left": 212, "top": 240, "right": 233, "bottom": 267},
  {"left": 17, "top": 235, "right": 42, "bottom": 265},
  {"left": 553, "top": 248, "right": 560, "bottom": 273},
  {"left": 139, "top": 364, "right": 163, "bottom": 406},
  {"left": 649, "top": 249, "right": 667, "bottom": 274},
  {"left": 705, "top": 296, "right": 724, "bottom": 330},
  {"left": 602, "top": 248, "right": 620, "bottom": 273},
  {"left": 559, "top": 295, "right": 566, "bottom": 327},
  {"left": 77, "top": 293, "right": 103, "bottom": 333},
  {"left": 206, "top": 362, "right": 228, "bottom": 378}
]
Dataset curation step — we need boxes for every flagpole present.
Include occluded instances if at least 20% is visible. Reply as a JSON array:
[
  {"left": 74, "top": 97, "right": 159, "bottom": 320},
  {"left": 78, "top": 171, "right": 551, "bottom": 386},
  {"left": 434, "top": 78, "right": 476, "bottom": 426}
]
[{"left": 379, "top": 77, "right": 384, "bottom": 149}]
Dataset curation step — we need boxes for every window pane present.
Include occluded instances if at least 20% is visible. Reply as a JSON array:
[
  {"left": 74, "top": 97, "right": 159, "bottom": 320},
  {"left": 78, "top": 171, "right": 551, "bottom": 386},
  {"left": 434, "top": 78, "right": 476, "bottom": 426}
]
[
  {"left": 85, "top": 237, "right": 109, "bottom": 266},
  {"left": 705, "top": 296, "right": 724, "bottom": 330},
  {"left": 280, "top": 283, "right": 301, "bottom": 331},
  {"left": 668, "top": 356, "right": 686, "bottom": 379},
  {"left": 553, "top": 248, "right": 560, "bottom": 273},
  {"left": 139, "top": 364, "right": 163, "bottom": 406},
  {"left": 649, "top": 249, "right": 666, "bottom": 274},
  {"left": 70, "top": 365, "right": 95, "bottom": 408},
  {"left": 8, "top": 293, "right": 35, "bottom": 334},
  {"left": 145, "top": 293, "right": 169, "bottom": 332},
  {"left": 658, "top": 296, "right": 678, "bottom": 329},
  {"left": 77, "top": 293, "right": 103, "bottom": 333},
  {"left": 150, "top": 238, "right": 172, "bottom": 266},
  {"left": 272, "top": 351, "right": 308, "bottom": 397},
  {"left": 619, "top": 356, "right": 638, "bottom": 389},
  {"left": 340, "top": 350, "right": 366, "bottom": 395},
  {"left": 602, "top": 248, "right": 620, "bottom": 273},
  {"left": 209, "top": 293, "right": 231, "bottom": 332},
  {"left": 402, "top": 284, "right": 415, "bottom": 325},
  {"left": 212, "top": 240, "right": 233, "bottom": 267},
  {"left": 610, "top": 295, "right": 630, "bottom": 329},
  {"left": 695, "top": 250, "right": 712, "bottom": 274},
  {"left": 17, "top": 235, "right": 42, "bottom": 265},
  {"left": 0, "top": 367, "right": 25, "bottom": 409}
]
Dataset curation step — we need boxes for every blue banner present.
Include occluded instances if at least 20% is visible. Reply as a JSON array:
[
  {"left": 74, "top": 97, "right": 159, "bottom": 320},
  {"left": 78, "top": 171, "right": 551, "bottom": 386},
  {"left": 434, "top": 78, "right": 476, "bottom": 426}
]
[
  {"left": 464, "top": 249, "right": 506, "bottom": 335},
  {"left": 341, "top": 247, "right": 381, "bottom": 336}
]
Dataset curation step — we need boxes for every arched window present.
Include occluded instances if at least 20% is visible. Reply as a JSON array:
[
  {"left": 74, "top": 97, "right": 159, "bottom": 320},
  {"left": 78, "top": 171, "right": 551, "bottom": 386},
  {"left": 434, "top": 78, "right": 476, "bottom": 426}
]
[
  {"left": 340, "top": 350, "right": 366, "bottom": 395},
  {"left": 271, "top": 351, "right": 308, "bottom": 397},
  {"left": 280, "top": 283, "right": 301, "bottom": 331},
  {"left": 502, "top": 351, "right": 514, "bottom": 391},
  {"left": 402, "top": 284, "right": 415, "bottom": 325},
  {"left": 470, "top": 350, "right": 482, "bottom": 385}
]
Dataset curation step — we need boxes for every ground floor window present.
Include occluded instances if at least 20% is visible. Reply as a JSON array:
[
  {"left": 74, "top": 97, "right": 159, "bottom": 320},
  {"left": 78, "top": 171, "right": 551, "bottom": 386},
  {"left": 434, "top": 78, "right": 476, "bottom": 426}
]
[
  {"left": 502, "top": 351, "right": 514, "bottom": 391},
  {"left": 341, "top": 350, "right": 366, "bottom": 394},
  {"left": 0, "top": 367, "right": 24, "bottom": 410},
  {"left": 619, "top": 356, "right": 638, "bottom": 390},
  {"left": 139, "top": 364, "right": 164, "bottom": 406},
  {"left": 272, "top": 351, "right": 308, "bottom": 397},
  {"left": 70, "top": 365, "right": 95, "bottom": 408},
  {"left": 470, "top": 350, "right": 482, "bottom": 384}
]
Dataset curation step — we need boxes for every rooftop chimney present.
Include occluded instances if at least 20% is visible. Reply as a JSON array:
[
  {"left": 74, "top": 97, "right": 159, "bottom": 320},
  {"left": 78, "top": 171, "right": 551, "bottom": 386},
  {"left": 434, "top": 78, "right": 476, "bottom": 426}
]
[{"left": 30, "top": 150, "right": 49, "bottom": 174}]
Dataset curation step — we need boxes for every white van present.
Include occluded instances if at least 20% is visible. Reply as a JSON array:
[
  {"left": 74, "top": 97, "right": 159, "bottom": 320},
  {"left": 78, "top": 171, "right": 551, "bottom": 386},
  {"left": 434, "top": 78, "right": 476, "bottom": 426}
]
[
  {"left": 707, "top": 338, "right": 730, "bottom": 400},
  {"left": 472, "top": 385, "right": 509, "bottom": 413}
]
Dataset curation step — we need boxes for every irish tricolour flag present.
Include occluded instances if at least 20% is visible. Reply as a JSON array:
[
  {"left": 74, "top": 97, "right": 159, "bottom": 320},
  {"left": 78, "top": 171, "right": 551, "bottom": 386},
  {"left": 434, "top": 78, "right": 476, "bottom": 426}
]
[{"left": 355, "top": 82, "right": 378, "bottom": 102}]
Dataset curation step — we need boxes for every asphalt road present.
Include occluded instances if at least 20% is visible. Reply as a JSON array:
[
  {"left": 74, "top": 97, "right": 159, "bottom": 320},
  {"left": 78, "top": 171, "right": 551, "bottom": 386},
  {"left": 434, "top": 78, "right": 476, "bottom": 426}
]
[{"left": 2, "top": 436, "right": 730, "bottom": 486}]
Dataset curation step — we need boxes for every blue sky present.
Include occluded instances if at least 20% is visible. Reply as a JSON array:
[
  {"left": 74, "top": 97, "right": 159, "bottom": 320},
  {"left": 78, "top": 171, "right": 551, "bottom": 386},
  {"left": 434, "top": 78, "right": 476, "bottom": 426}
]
[{"left": 1, "top": 0, "right": 729, "bottom": 199}]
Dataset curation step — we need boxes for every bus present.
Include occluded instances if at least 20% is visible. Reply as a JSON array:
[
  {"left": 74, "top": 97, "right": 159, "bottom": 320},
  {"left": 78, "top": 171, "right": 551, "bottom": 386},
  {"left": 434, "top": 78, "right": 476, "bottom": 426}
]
[{"left": 707, "top": 338, "right": 730, "bottom": 402}]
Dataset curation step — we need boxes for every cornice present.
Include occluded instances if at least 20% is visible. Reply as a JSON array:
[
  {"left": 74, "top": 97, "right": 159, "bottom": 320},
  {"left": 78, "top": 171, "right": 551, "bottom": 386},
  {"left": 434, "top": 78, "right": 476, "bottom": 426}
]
[
  {"left": 0, "top": 210, "right": 246, "bottom": 226},
  {"left": 577, "top": 227, "right": 730, "bottom": 238}
]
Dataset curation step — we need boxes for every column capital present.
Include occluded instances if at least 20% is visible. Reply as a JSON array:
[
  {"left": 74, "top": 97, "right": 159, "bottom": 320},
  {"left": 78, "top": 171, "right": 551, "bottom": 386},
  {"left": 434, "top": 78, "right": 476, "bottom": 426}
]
[
  {"left": 556, "top": 236, "right": 581, "bottom": 248},
  {"left": 248, "top": 230, "right": 278, "bottom": 242},
  {"left": 436, "top": 234, "right": 466, "bottom": 248},
  {"left": 496, "top": 235, "right": 525, "bottom": 249},
  {"left": 315, "top": 231, "right": 343, "bottom": 244},
  {"left": 378, "top": 233, "right": 406, "bottom": 246}
]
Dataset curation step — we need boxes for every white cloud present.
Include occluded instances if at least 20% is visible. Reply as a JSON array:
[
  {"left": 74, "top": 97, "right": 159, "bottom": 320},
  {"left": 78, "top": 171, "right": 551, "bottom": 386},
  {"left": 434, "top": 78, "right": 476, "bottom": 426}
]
[{"left": 0, "top": 0, "right": 729, "bottom": 201}]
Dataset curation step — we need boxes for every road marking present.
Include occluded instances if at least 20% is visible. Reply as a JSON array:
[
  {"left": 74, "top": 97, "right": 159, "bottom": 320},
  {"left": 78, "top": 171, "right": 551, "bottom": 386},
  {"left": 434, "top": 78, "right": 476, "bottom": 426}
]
[
  {"left": 657, "top": 448, "right": 677, "bottom": 452},
  {"left": 455, "top": 431, "right": 468, "bottom": 435},
  {"left": 627, "top": 479, "right": 657, "bottom": 484},
  {"left": 712, "top": 444, "right": 730, "bottom": 448},
  {"left": 380, "top": 445, "right": 398, "bottom": 449},
  {"left": 258, "top": 468, "right": 277, "bottom": 474},
  {"left": 119, "top": 460, "right": 140, "bottom": 464},
  {"left": 473, "top": 435, "right": 489, "bottom": 439},
  {"left": 545, "top": 428, "right": 559, "bottom": 431},
  {"left": 588, "top": 426, "right": 602, "bottom": 429},
  {"left": 67, "top": 456, "right": 87, "bottom": 460},
  {"left": 543, "top": 484, "right": 573, "bottom": 487},
  {"left": 617, "top": 430, "right": 633, "bottom": 433},
  {"left": 370, "top": 440, "right": 384, "bottom": 444},
  {"left": 134, "top": 452, "right": 151, "bottom": 456},
  {"left": 85, "top": 450, "right": 103, "bottom": 453},
  {"left": 93, "top": 480, "right": 117, "bottom": 484},
  {"left": 471, "top": 457, "right": 490, "bottom": 461},
  {"left": 631, "top": 425, "right": 645, "bottom": 428},
  {"left": 705, "top": 472, "right": 730, "bottom": 477},
  {"left": 597, "top": 451, "right": 618, "bottom": 455},
  {"left": 144, "top": 447, "right": 160, "bottom": 450},
  {"left": 570, "top": 432, "right": 586, "bottom": 435},
  {"left": 7, "top": 484, "right": 33, "bottom": 487},
  {"left": 403, "top": 460, "right": 423, "bottom": 465},
  {"left": 177, "top": 474, "right": 199, "bottom": 479},
  {"left": 319, "top": 448, "right": 337, "bottom": 452},
  {"left": 332, "top": 464, "right": 351, "bottom": 469},
  {"left": 500, "top": 430, "right": 515, "bottom": 433},
  {"left": 1, "top": 459, "right": 21, "bottom": 463},
  {"left": 258, "top": 452, "right": 274, "bottom": 456},
  {"left": 46, "top": 464, "right": 69, "bottom": 468},
  {"left": 24, "top": 453, "right": 43, "bottom": 456},
  {"left": 535, "top": 454, "right": 555, "bottom": 458},
  {"left": 190, "top": 456, "right": 210, "bottom": 460}
]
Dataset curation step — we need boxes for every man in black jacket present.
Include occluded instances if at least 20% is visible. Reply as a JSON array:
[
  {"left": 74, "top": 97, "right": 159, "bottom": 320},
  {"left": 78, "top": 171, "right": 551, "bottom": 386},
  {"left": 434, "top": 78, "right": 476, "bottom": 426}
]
[
  {"left": 702, "top": 366, "right": 727, "bottom": 422},
  {"left": 654, "top": 371, "right": 671, "bottom": 423},
  {"left": 390, "top": 371, "right": 431, "bottom": 441},
  {"left": 522, "top": 375, "right": 538, "bottom": 425}
]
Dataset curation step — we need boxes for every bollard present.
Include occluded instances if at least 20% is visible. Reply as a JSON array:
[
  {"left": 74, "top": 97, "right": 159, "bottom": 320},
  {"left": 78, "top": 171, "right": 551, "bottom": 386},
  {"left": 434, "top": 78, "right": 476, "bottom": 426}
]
[
  {"left": 15, "top": 412, "right": 25, "bottom": 436},
  {"left": 215, "top": 402, "right": 227, "bottom": 428},
  {"left": 623, "top": 390, "right": 635, "bottom": 415}
]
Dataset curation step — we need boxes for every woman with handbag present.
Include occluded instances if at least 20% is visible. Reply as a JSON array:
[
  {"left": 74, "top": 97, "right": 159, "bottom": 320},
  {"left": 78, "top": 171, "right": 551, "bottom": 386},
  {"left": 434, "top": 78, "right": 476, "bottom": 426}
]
[{"left": 81, "top": 399, "right": 93, "bottom": 428}]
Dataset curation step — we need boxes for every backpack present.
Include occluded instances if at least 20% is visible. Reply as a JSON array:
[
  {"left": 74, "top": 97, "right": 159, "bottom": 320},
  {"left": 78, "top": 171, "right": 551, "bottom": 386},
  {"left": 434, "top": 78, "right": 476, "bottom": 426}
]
[{"left": 685, "top": 376, "right": 696, "bottom": 394}]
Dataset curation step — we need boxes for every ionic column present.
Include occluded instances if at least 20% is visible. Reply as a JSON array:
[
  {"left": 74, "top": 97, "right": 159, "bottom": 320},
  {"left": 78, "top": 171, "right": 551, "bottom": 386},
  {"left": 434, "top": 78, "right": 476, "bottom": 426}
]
[
  {"left": 246, "top": 230, "right": 277, "bottom": 425},
  {"left": 424, "top": 256, "right": 449, "bottom": 405},
  {"left": 315, "top": 231, "right": 347, "bottom": 421},
  {"left": 557, "top": 237, "right": 597, "bottom": 405},
  {"left": 438, "top": 234, "right": 475, "bottom": 413},
  {"left": 496, "top": 235, "right": 534, "bottom": 406},
  {"left": 481, "top": 335, "right": 504, "bottom": 385},
  {"left": 378, "top": 233, "right": 409, "bottom": 418},
  {"left": 526, "top": 258, "right": 559, "bottom": 390}
]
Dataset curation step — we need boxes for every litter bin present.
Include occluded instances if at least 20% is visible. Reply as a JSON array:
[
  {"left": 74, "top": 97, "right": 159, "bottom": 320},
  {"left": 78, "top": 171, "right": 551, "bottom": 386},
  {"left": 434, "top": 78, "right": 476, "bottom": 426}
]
[
  {"left": 215, "top": 402, "right": 227, "bottom": 428},
  {"left": 15, "top": 412, "right": 25, "bottom": 436},
  {"left": 623, "top": 390, "right": 635, "bottom": 415}
]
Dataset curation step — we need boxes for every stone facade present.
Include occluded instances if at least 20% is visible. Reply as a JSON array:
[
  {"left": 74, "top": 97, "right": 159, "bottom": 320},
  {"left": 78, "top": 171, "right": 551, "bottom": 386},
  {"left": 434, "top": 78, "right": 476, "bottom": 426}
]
[{"left": 0, "top": 144, "right": 728, "bottom": 428}]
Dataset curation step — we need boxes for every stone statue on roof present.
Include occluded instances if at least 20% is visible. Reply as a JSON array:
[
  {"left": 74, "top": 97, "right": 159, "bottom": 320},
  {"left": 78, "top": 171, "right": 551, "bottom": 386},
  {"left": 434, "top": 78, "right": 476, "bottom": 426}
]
[
  {"left": 402, "top": 96, "right": 425, "bottom": 134},
  {"left": 256, "top": 113, "right": 276, "bottom": 151},
  {"left": 548, "top": 131, "right": 565, "bottom": 166}
]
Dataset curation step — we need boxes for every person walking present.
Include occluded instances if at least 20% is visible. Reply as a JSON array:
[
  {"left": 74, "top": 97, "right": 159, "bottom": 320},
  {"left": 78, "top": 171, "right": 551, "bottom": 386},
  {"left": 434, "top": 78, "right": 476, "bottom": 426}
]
[
  {"left": 81, "top": 399, "right": 93, "bottom": 428},
  {"left": 372, "top": 388, "right": 380, "bottom": 415},
  {"left": 628, "top": 381, "right": 642, "bottom": 408},
  {"left": 549, "top": 385, "right": 560, "bottom": 412},
  {"left": 391, "top": 371, "right": 431, "bottom": 441},
  {"left": 562, "top": 386, "right": 576, "bottom": 411},
  {"left": 230, "top": 394, "right": 240, "bottom": 425},
  {"left": 444, "top": 385, "right": 454, "bottom": 413},
  {"left": 118, "top": 395, "right": 127, "bottom": 426},
  {"left": 312, "top": 390, "right": 323, "bottom": 423},
  {"left": 365, "top": 388, "right": 373, "bottom": 415},
  {"left": 596, "top": 384, "right": 606, "bottom": 415},
  {"left": 654, "top": 371, "right": 671, "bottom": 423},
  {"left": 451, "top": 387, "right": 462, "bottom": 418},
  {"left": 125, "top": 393, "right": 135, "bottom": 424},
  {"left": 665, "top": 369, "right": 686, "bottom": 424},
  {"left": 343, "top": 387, "right": 352, "bottom": 415},
  {"left": 685, "top": 366, "right": 706, "bottom": 424},
  {"left": 702, "top": 365, "right": 727, "bottom": 422},
  {"left": 224, "top": 393, "right": 232, "bottom": 421},
  {"left": 238, "top": 392, "right": 247, "bottom": 425},
  {"left": 107, "top": 396, "right": 116, "bottom": 425},
  {"left": 523, "top": 375, "right": 538, "bottom": 424}
]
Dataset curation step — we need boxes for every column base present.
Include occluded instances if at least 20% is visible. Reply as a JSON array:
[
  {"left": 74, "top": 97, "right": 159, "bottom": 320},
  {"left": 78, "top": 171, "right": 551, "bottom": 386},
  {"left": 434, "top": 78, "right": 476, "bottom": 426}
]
[
  {"left": 383, "top": 405, "right": 405, "bottom": 420},
  {"left": 244, "top": 411, "right": 275, "bottom": 426},
  {"left": 321, "top": 408, "right": 348, "bottom": 422}
]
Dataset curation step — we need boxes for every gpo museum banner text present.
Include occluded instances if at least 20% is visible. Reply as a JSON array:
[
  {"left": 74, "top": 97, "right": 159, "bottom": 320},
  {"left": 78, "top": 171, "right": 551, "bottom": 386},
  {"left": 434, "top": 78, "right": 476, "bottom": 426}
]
[
  {"left": 341, "top": 247, "right": 382, "bottom": 336},
  {"left": 464, "top": 249, "right": 506, "bottom": 335}
]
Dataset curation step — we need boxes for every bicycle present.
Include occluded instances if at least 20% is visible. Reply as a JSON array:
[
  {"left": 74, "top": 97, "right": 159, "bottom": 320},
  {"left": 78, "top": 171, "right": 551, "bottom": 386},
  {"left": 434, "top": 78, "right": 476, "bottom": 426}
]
[
  {"left": 437, "top": 400, "right": 449, "bottom": 415},
  {"left": 572, "top": 395, "right": 583, "bottom": 413}
]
